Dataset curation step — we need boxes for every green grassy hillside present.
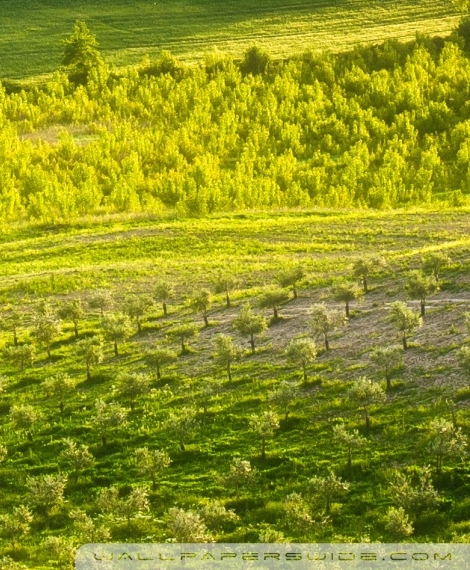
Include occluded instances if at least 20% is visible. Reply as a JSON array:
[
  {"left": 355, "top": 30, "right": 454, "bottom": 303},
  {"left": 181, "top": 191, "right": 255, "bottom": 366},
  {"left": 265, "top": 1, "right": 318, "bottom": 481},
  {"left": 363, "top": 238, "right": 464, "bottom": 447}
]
[
  {"left": 2, "top": 209, "right": 470, "bottom": 567},
  {"left": 0, "top": 0, "right": 460, "bottom": 79}
]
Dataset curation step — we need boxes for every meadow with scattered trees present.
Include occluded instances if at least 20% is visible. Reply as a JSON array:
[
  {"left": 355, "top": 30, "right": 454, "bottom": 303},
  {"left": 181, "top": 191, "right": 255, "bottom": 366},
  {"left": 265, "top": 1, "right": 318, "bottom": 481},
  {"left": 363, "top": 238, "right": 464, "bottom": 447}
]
[{"left": 0, "top": 209, "right": 470, "bottom": 568}]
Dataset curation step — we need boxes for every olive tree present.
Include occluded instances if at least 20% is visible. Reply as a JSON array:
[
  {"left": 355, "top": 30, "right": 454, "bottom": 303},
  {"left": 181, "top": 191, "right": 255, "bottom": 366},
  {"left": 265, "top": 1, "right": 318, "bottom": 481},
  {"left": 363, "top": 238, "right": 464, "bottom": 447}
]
[
  {"left": 92, "top": 399, "right": 128, "bottom": 445},
  {"left": 233, "top": 304, "right": 267, "bottom": 354},
  {"left": 26, "top": 474, "right": 68, "bottom": 515},
  {"left": 198, "top": 500, "right": 238, "bottom": 532},
  {"left": 388, "top": 301, "right": 422, "bottom": 349},
  {"left": 422, "top": 252, "right": 450, "bottom": 282},
  {"left": 352, "top": 256, "right": 386, "bottom": 293},
  {"left": 332, "top": 281, "right": 363, "bottom": 318},
  {"left": 10, "top": 405, "right": 40, "bottom": 441},
  {"left": 58, "top": 299, "right": 84, "bottom": 339},
  {"left": 1, "top": 310, "right": 21, "bottom": 347},
  {"left": 75, "top": 336, "right": 103, "bottom": 380},
  {"left": 135, "top": 447, "right": 171, "bottom": 490},
  {"left": 348, "top": 377, "right": 386, "bottom": 430},
  {"left": 189, "top": 289, "right": 212, "bottom": 327},
  {"left": 213, "top": 271, "right": 237, "bottom": 308},
  {"left": 332, "top": 423, "right": 366, "bottom": 470},
  {"left": 123, "top": 294, "right": 153, "bottom": 334},
  {"left": 310, "top": 303, "right": 345, "bottom": 351},
  {"left": 145, "top": 346, "right": 177, "bottom": 380},
  {"left": 165, "top": 507, "right": 211, "bottom": 542},
  {"left": 0, "top": 506, "right": 33, "bottom": 548},
  {"left": 118, "top": 371, "right": 151, "bottom": 411},
  {"left": 405, "top": 270, "right": 439, "bottom": 317},
  {"left": 270, "top": 381, "right": 297, "bottom": 420},
  {"left": 285, "top": 337, "right": 317, "bottom": 382},
  {"left": 69, "top": 509, "right": 110, "bottom": 543},
  {"left": 388, "top": 467, "right": 440, "bottom": 516},
  {"left": 43, "top": 372, "right": 76, "bottom": 419},
  {"left": 384, "top": 507, "right": 413, "bottom": 540},
  {"left": 97, "top": 486, "right": 150, "bottom": 529},
  {"left": 212, "top": 334, "right": 242, "bottom": 382},
  {"left": 222, "top": 458, "right": 257, "bottom": 497},
  {"left": 249, "top": 411, "right": 280, "bottom": 459},
  {"left": 427, "top": 418, "right": 467, "bottom": 473},
  {"left": 88, "top": 289, "right": 113, "bottom": 315},
  {"left": 32, "top": 315, "right": 61, "bottom": 359},
  {"left": 258, "top": 287, "right": 290, "bottom": 321},
  {"left": 101, "top": 312, "right": 133, "bottom": 356},
  {"left": 60, "top": 439, "right": 95, "bottom": 483},
  {"left": 3, "top": 345, "right": 34, "bottom": 373},
  {"left": 167, "top": 322, "right": 199, "bottom": 353},
  {"left": 308, "top": 470, "right": 350, "bottom": 514},
  {"left": 458, "top": 345, "right": 470, "bottom": 375},
  {"left": 166, "top": 407, "right": 198, "bottom": 451},
  {"left": 370, "top": 346, "right": 404, "bottom": 390},
  {"left": 278, "top": 265, "right": 305, "bottom": 299},
  {"left": 154, "top": 281, "right": 173, "bottom": 317}
]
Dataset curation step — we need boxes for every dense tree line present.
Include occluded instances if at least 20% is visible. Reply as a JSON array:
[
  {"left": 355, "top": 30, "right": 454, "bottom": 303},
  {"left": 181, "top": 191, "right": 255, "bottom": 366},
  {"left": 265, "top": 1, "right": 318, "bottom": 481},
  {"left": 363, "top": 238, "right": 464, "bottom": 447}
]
[{"left": 2, "top": 23, "right": 470, "bottom": 223}]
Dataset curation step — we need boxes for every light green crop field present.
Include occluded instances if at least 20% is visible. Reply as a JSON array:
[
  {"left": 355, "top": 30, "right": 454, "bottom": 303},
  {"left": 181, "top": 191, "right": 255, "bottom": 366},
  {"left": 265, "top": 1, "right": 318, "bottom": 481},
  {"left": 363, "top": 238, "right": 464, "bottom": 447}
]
[{"left": 0, "top": 0, "right": 460, "bottom": 79}]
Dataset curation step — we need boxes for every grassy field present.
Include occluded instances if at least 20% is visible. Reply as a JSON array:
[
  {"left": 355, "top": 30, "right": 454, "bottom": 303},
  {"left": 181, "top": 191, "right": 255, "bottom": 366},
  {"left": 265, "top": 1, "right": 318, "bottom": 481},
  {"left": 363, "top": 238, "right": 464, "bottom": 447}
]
[
  {"left": 0, "top": 0, "right": 461, "bottom": 79},
  {"left": 3, "top": 209, "right": 470, "bottom": 565}
]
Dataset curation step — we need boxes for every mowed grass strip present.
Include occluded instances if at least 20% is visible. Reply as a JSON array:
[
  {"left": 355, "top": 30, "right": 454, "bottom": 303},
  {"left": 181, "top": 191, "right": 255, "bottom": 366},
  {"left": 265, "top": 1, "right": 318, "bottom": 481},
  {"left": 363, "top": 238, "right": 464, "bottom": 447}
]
[{"left": 0, "top": 0, "right": 459, "bottom": 79}]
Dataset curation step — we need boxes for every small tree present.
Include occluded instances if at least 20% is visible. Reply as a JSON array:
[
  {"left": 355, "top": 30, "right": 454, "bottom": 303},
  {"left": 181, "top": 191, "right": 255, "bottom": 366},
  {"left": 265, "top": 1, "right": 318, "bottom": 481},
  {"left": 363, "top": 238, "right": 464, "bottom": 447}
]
[
  {"left": 310, "top": 303, "right": 345, "bottom": 351},
  {"left": 270, "top": 381, "right": 297, "bottom": 420},
  {"left": 97, "top": 486, "right": 150, "bottom": 529},
  {"left": 62, "top": 20, "right": 104, "bottom": 85},
  {"left": 69, "top": 509, "right": 110, "bottom": 543},
  {"left": 88, "top": 289, "right": 113, "bottom": 315},
  {"left": 388, "top": 467, "right": 440, "bottom": 516},
  {"left": 0, "top": 444, "right": 6, "bottom": 463},
  {"left": 388, "top": 301, "right": 422, "bottom": 349},
  {"left": 26, "top": 474, "right": 68, "bottom": 515},
  {"left": 258, "top": 287, "right": 290, "bottom": 321},
  {"left": 3, "top": 344, "right": 35, "bottom": 373},
  {"left": 154, "top": 281, "right": 173, "bottom": 317},
  {"left": 332, "top": 423, "right": 366, "bottom": 470},
  {"left": 135, "top": 447, "right": 171, "bottom": 490},
  {"left": 60, "top": 439, "right": 95, "bottom": 483},
  {"left": 332, "top": 281, "right": 363, "bottom": 318},
  {"left": 118, "top": 371, "right": 151, "bottom": 411},
  {"left": 249, "top": 411, "right": 280, "bottom": 459},
  {"left": 352, "top": 256, "right": 386, "bottom": 293},
  {"left": 58, "top": 299, "right": 84, "bottom": 339},
  {"left": 240, "top": 45, "right": 271, "bottom": 75},
  {"left": 348, "top": 377, "right": 386, "bottom": 430},
  {"left": 384, "top": 507, "right": 413, "bottom": 539},
  {"left": 405, "top": 270, "right": 439, "bottom": 317},
  {"left": 10, "top": 405, "right": 40, "bottom": 441},
  {"left": 101, "top": 312, "right": 133, "bottom": 356},
  {"left": 92, "top": 399, "right": 128, "bottom": 446},
  {"left": 189, "top": 289, "right": 212, "bottom": 327},
  {"left": 32, "top": 315, "right": 61, "bottom": 359},
  {"left": 165, "top": 507, "right": 211, "bottom": 542},
  {"left": 370, "top": 346, "right": 404, "bottom": 390},
  {"left": 422, "top": 252, "right": 450, "bottom": 282},
  {"left": 213, "top": 271, "right": 237, "bottom": 308},
  {"left": 278, "top": 266, "right": 305, "bottom": 299},
  {"left": 308, "top": 470, "right": 350, "bottom": 514},
  {"left": 198, "top": 500, "right": 238, "bottom": 532},
  {"left": 233, "top": 304, "right": 267, "bottom": 354},
  {"left": 284, "top": 492, "right": 329, "bottom": 538},
  {"left": 285, "top": 338, "right": 317, "bottom": 382},
  {"left": 223, "top": 458, "right": 256, "bottom": 497},
  {"left": 166, "top": 407, "right": 198, "bottom": 451},
  {"left": 75, "top": 336, "right": 103, "bottom": 380},
  {"left": 43, "top": 372, "right": 76, "bottom": 419},
  {"left": 146, "top": 346, "right": 177, "bottom": 380},
  {"left": 0, "top": 506, "right": 33, "bottom": 548},
  {"left": 123, "top": 294, "right": 153, "bottom": 334},
  {"left": 41, "top": 536, "right": 76, "bottom": 570},
  {"left": 427, "top": 418, "right": 467, "bottom": 473},
  {"left": 213, "top": 334, "right": 242, "bottom": 382},
  {"left": 167, "top": 322, "right": 199, "bottom": 353},
  {"left": 1, "top": 310, "right": 21, "bottom": 347}
]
